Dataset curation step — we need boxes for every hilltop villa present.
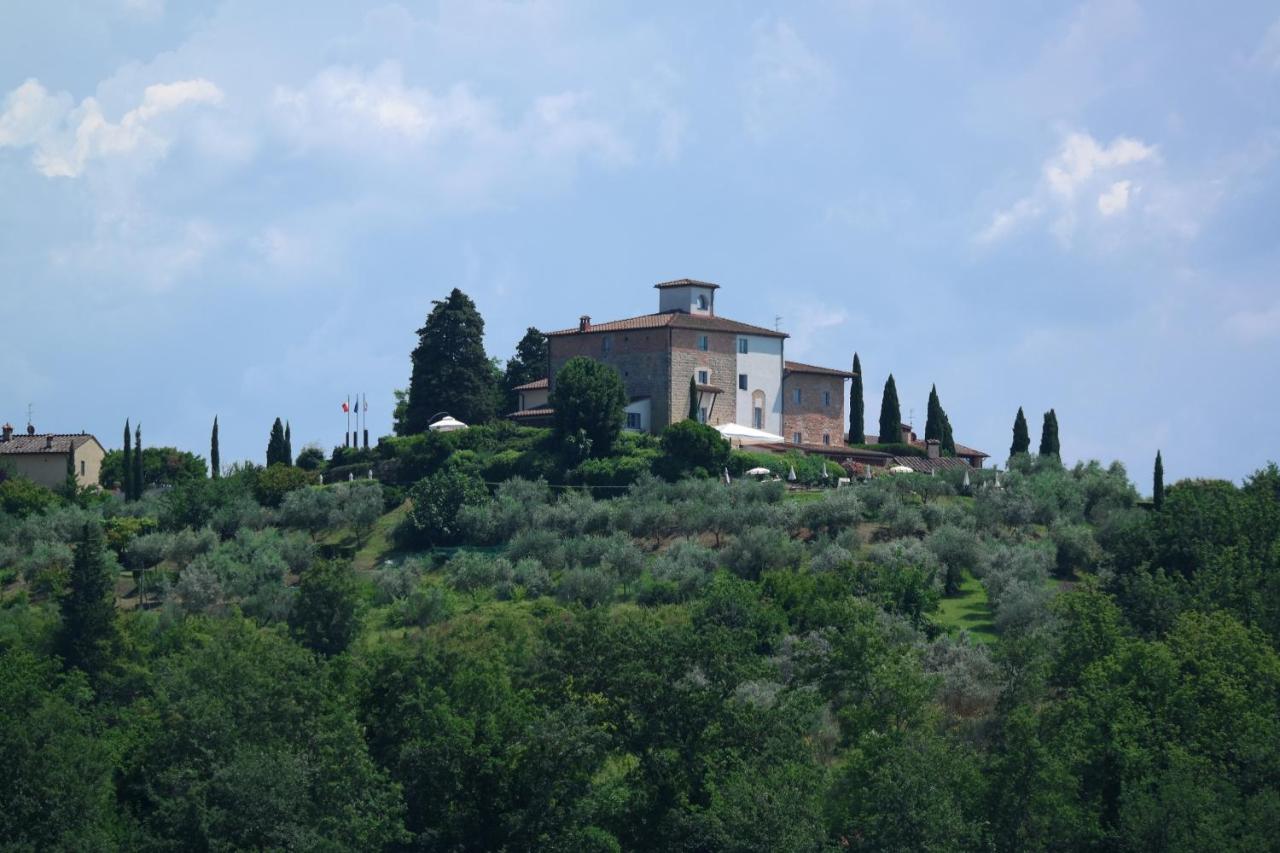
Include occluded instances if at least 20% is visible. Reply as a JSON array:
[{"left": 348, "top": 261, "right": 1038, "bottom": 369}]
[
  {"left": 0, "top": 423, "right": 105, "bottom": 489},
  {"left": 510, "top": 279, "right": 988, "bottom": 470}
]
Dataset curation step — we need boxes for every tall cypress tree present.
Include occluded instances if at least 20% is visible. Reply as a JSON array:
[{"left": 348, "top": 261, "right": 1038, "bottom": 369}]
[
  {"left": 57, "top": 521, "right": 117, "bottom": 675},
  {"left": 1153, "top": 450, "right": 1165, "bottom": 509},
  {"left": 121, "top": 419, "right": 132, "bottom": 499},
  {"left": 133, "top": 424, "right": 144, "bottom": 498},
  {"left": 267, "top": 418, "right": 288, "bottom": 467},
  {"left": 1039, "top": 409, "right": 1060, "bottom": 458},
  {"left": 210, "top": 416, "right": 220, "bottom": 479},
  {"left": 404, "top": 288, "right": 497, "bottom": 433},
  {"left": 941, "top": 411, "right": 956, "bottom": 455},
  {"left": 688, "top": 375, "right": 700, "bottom": 421},
  {"left": 848, "top": 353, "right": 865, "bottom": 444},
  {"left": 878, "top": 375, "right": 901, "bottom": 445},
  {"left": 1011, "top": 407, "right": 1030, "bottom": 456},
  {"left": 924, "top": 385, "right": 942, "bottom": 443},
  {"left": 503, "top": 327, "right": 550, "bottom": 412},
  {"left": 284, "top": 421, "right": 293, "bottom": 466}
]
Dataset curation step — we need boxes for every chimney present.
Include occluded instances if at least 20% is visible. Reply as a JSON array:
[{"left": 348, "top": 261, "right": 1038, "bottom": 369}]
[
  {"left": 1, "top": 423, "right": 11, "bottom": 442},
  {"left": 926, "top": 439, "right": 940, "bottom": 460},
  {"left": 45, "top": 435, "right": 53, "bottom": 449},
  {"left": 579, "top": 315, "right": 591, "bottom": 332},
  {"left": 900, "top": 423, "right": 913, "bottom": 444}
]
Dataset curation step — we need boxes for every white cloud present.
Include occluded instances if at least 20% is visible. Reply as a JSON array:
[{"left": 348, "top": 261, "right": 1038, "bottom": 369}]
[
  {"left": 0, "top": 77, "right": 222, "bottom": 177},
  {"left": 1097, "top": 179, "right": 1133, "bottom": 216},
  {"left": 977, "top": 130, "right": 1158, "bottom": 246},
  {"left": 1224, "top": 302, "right": 1280, "bottom": 344},
  {"left": 745, "top": 19, "right": 832, "bottom": 140}
]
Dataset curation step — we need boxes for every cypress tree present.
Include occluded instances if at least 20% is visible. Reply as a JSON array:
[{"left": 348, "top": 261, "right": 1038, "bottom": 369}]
[
  {"left": 503, "top": 327, "right": 550, "bottom": 412},
  {"left": 267, "top": 418, "right": 287, "bottom": 467},
  {"left": 1011, "top": 407, "right": 1030, "bottom": 456},
  {"left": 941, "top": 411, "right": 956, "bottom": 455},
  {"left": 925, "top": 385, "right": 943, "bottom": 443},
  {"left": 133, "top": 424, "right": 144, "bottom": 499},
  {"left": 122, "top": 419, "right": 132, "bottom": 499},
  {"left": 210, "top": 416, "right": 220, "bottom": 479},
  {"left": 284, "top": 421, "right": 293, "bottom": 466},
  {"left": 878, "top": 375, "right": 901, "bottom": 446},
  {"left": 1039, "top": 409, "right": 1060, "bottom": 458},
  {"left": 58, "top": 521, "right": 117, "bottom": 674},
  {"left": 848, "top": 353, "right": 865, "bottom": 444},
  {"left": 1153, "top": 450, "right": 1165, "bottom": 509},
  {"left": 404, "top": 288, "right": 497, "bottom": 433},
  {"left": 688, "top": 375, "right": 700, "bottom": 421}
]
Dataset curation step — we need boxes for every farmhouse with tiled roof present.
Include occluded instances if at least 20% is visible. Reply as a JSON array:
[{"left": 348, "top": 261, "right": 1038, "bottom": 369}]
[{"left": 0, "top": 422, "right": 106, "bottom": 489}]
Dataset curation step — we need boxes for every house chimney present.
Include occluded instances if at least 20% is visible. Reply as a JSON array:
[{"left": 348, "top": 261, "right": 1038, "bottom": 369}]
[
  {"left": 45, "top": 435, "right": 53, "bottom": 449},
  {"left": 1, "top": 423, "right": 11, "bottom": 442},
  {"left": 579, "top": 315, "right": 591, "bottom": 332},
  {"left": 900, "top": 423, "right": 913, "bottom": 444},
  {"left": 926, "top": 439, "right": 940, "bottom": 460}
]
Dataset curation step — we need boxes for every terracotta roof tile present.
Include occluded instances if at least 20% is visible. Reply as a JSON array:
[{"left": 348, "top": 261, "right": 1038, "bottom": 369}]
[
  {"left": 509, "top": 407, "right": 555, "bottom": 419},
  {"left": 0, "top": 433, "right": 99, "bottom": 455},
  {"left": 546, "top": 311, "right": 786, "bottom": 339},
  {"left": 654, "top": 278, "right": 719, "bottom": 290},
  {"left": 512, "top": 378, "right": 548, "bottom": 391},
  {"left": 785, "top": 360, "right": 856, "bottom": 378}
]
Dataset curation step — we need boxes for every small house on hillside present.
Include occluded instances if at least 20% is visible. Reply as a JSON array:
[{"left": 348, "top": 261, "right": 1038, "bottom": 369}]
[{"left": 0, "top": 423, "right": 105, "bottom": 490}]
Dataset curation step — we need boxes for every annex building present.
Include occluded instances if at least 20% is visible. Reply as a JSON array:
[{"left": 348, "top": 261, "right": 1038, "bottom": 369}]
[{"left": 510, "top": 278, "right": 988, "bottom": 469}]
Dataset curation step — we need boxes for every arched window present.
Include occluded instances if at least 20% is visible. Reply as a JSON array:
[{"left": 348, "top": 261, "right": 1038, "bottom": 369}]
[{"left": 696, "top": 294, "right": 708, "bottom": 310}]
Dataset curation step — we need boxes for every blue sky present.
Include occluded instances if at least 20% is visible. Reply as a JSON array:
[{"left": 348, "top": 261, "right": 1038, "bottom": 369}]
[{"left": 2, "top": 1, "right": 1278, "bottom": 487}]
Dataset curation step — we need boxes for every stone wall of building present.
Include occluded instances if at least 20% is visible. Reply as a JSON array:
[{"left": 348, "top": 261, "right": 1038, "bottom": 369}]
[
  {"left": 669, "top": 328, "right": 738, "bottom": 428},
  {"left": 782, "top": 373, "right": 846, "bottom": 446},
  {"left": 548, "top": 328, "right": 673, "bottom": 432}
]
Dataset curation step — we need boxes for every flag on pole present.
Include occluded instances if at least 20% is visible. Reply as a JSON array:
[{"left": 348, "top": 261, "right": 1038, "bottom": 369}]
[
  {"left": 341, "top": 401, "right": 349, "bottom": 413},
  {"left": 354, "top": 398, "right": 359, "bottom": 414}
]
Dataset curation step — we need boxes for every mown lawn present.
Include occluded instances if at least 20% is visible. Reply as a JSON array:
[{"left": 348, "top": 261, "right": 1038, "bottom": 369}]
[{"left": 935, "top": 571, "right": 998, "bottom": 644}]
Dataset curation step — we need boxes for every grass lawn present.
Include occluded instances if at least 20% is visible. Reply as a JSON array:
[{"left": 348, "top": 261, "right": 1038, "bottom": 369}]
[{"left": 935, "top": 571, "right": 998, "bottom": 644}]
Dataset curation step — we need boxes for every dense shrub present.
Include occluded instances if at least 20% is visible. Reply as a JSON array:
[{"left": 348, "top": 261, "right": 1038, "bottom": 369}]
[
  {"left": 655, "top": 420, "right": 731, "bottom": 481},
  {"left": 254, "top": 464, "right": 317, "bottom": 508},
  {"left": 719, "top": 526, "right": 803, "bottom": 581},
  {"left": 0, "top": 477, "right": 57, "bottom": 519},
  {"left": 399, "top": 469, "right": 489, "bottom": 549}
]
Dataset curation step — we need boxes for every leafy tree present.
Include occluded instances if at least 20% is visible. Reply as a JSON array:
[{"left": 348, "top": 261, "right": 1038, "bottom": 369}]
[
  {"left": 1039, "top": 409, "right": 1060, "bottom": 458},
  {"left": 254, "top": 463, "right": 314, "bottom": 508},
  {"left": 266, "top": 417, "right": 289, "bottom": 467},
  {"left": 0, "top": 475, "right": 57, "bottom": 518},
  {"left": 848, "top": 352, "right": 865, "bottom": 443},
  {"left": 1154, "top": 450, "right": 1164, "bottom": 509},
  {"left": 404, "top": 288, "right": 496, "bottom": 432},
  {"left": 656, "top": 420, "right": 731, "bottom": 481},
  {"left": 1011, "top": 407, "right": 1031, "bottom": 456},
  {"left": 401, "top": 467, "right": 488, "bottom": 547},
  {"left": 57, "top": 521, "right": 118, "bottom": 675},
  {"left": 133, "top": 423, "right": 144, "bottom": 501},
  {"left": 688, "top": 374, "right": 699, "bottom": 421},
  {"left": 550, "top": 357, "right": 627, "bottom": 458},
  {"left": 294, "top": 445, "right": 326, "bottom": 471},
  {"left": 878, "top": 374, "right": 901, "bottom": 445},
  {"left": 122, "top": 418, "right": 133, "bottom": 499},
  {"left": 289, "top": 559, "right": 361, "bottom": 656},
  {"left": 99, "top": 447, "right": 207, "bottom": 492},
  {"left": 504, "top": 326, "right": 549, "bottom": 410},
  {"left": 210, "top": 415, "right": 220, "bottom": 479}
]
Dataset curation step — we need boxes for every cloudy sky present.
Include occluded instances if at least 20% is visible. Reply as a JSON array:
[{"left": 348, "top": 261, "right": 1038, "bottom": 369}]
[{"left": 3, "top": 1, "right": 1278, "bottom": 486}]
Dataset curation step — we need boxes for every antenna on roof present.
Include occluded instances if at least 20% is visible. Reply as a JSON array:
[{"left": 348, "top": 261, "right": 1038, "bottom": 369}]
[
  {"left": 25, "top": 403, "right": 33, "bottom": 428},
  {"left": 774, "top": 315, "right": 782, "bottom": 331}
]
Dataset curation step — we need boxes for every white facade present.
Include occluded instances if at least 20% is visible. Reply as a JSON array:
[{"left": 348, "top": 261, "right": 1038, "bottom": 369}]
[
  {"left": 734, "top": 334, "right": 784, "bottom": 435},
  {"left": 658, "top": 284, "right": 716, "bottom": 316},
  {"left": 624, "top": 397, "right": 652, "bottom": 432}
]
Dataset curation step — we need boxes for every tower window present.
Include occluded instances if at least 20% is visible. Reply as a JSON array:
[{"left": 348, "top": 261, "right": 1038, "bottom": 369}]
[
  {"left": 697, "top": 334, "right": 709, "bottom": 351},
  {"left": 738, "top": 374, "right": 748, "bottom": 390},
  {"left": 697, "top": 369, "right": 709, "bottom": 385},
  {"left": 793, "top": 388, "right": 802, "bottom": 405},
  {"left": 696, "top": 294, "right": 709, "bottom": 310},
  {"left": 822, "top": 390, "right": 831, "bottom": 407},
  {"left": 738, "top": 338, "right": 748, "bottom": 354}
]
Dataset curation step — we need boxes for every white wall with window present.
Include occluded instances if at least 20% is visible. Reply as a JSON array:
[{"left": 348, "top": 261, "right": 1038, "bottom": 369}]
[
  {"left": 624, "top": 397, "right": 651, "bottom": 432},
  {"left": 734, "top": 334, "right": 783, "bottom": 434}
]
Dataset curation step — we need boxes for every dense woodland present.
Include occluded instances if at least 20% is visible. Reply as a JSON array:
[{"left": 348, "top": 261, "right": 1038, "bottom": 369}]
[{"left": 2, "top": 425, "right": 1278, "bottom": 850}]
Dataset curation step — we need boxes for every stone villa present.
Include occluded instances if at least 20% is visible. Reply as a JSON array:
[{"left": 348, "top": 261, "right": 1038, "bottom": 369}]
[
  {"left": 510, "top": 279, "right": 988, "bottom": 469},
  {"left": 0, "top": 423, "right": 105, "bottom": 490}
]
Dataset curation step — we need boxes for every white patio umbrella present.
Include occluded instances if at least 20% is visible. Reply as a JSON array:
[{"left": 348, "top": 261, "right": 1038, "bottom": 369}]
[
  {"left": 889, "top": 465, "right": 915, "bottom": 474},
  {"left": 428, "top": 415, "right": 468, "bottom": 432},
  {"left": 744, "top": 467, "right": 772, "bottom": 476},
  {"left": 714, "top": 423, "right": 786, "bottom": 445}
]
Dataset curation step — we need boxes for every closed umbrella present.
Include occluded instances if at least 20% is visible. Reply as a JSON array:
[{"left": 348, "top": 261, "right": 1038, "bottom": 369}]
[{"left": 788, "top": 465, "right": 797, "bottom": 482}]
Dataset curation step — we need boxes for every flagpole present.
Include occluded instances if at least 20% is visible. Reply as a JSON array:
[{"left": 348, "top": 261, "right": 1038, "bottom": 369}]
[{"left": 346, "top": 394, "right": 350, "bottom": 447}]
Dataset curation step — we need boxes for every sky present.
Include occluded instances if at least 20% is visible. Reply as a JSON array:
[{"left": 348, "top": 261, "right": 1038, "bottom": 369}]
[{"left": 2, "top": 1, "right": 1278, "bottom": 488}]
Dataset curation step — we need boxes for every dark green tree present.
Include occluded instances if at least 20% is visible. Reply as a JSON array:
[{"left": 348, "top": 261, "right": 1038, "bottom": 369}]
[
  {"left": 57, "top": 521, "right": 117, "bottom": 675},
  {"left": 656, "top": 420, "right": 731, "bottom": 481},
  {"left": 503, "top": 327, "right": 549, "bottom": 411},
  {"left": 550, "top": 356, "right": 627, "bottom": 458},
  {"left": 404, "top": 288, "right": 496, "bottom": 433},
  {"left": 878, "top": 374, "right": 901, "bottom": 445},
  {"left": 210, "top": 416, "right": 220, "bottom": 479},
  {"left": 941, "top": 410, "right": 956, "bottom": 455},
  {"left": 1039, "top": 409, "right": 1060, "bottom": 458},
  {"left": 925, "top": 385, "right": 943, "bottom": 443},
  {"left": 267, "top": 417, "right": 288, "bottom": 467},
  {"left": 121, "top": 419, "right": 133, "bottom": 499},
  {"left": 1154, "top": 450, "right": 1165, "bottom": 509},
  {"left": 289, "top": 559, "right": 360, "bottom": 656},
  {"left": 284, "top": 421, "right": 293, "bottom": 466},
  {"left": 1011, "top": 407, "right": 1031, "bottom": 456},
  {"left": 64, "top": 444, "right": 77, "bottom": 496},
  {"left": 848, "top": 352, "right": 865, "bottom": 443},
  {"left": 401, "top": 468, "right": 488, "bottom": 548},
  {"left": 688, "top": 374, "right": 700, "bottom": 421},
  {"left": 133, "top": 423, "right": 143, "bottom": 500}
]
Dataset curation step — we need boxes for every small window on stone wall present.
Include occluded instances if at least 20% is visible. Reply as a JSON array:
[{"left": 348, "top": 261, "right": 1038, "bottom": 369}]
[
  {"left": 602, "top": 335, "right": 612, "bottom": 353},
  {"left": 793, "top": 388, "right": 802, "bottom": 405},
  {"left": 822, "top": 390, "right": 831, "bottom": 407},
  {"left": 792, "top": 432, "right": 802, "bottom": 444},
  {"left": 697, "top": 369, "right": 709, "bottom": 385},
  {"left": 822, "top": 433, "right": 831, "bottom": 446},
  {"left": 698, "top": 335, "right": 709, "bottom": 351}
]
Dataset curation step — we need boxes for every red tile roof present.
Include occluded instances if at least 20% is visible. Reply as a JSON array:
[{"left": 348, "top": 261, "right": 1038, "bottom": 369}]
[
  {"left": 0, "top": 433, "right": 101, "bottom": 455},
  {"left": 509, "top": 407, "right": 555, "bottom": 419},
  {"left": 547, "top": 311, "right": 786, "bottom": 339},
  {"left": 654, "top": 278, "right": 719, "bottom": 290},
  {"left": 512, "top": 377, "right": 548, "bottom": 391},
  {"left": 784, "top": 360, "right": 856, "bottom": 378}
]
